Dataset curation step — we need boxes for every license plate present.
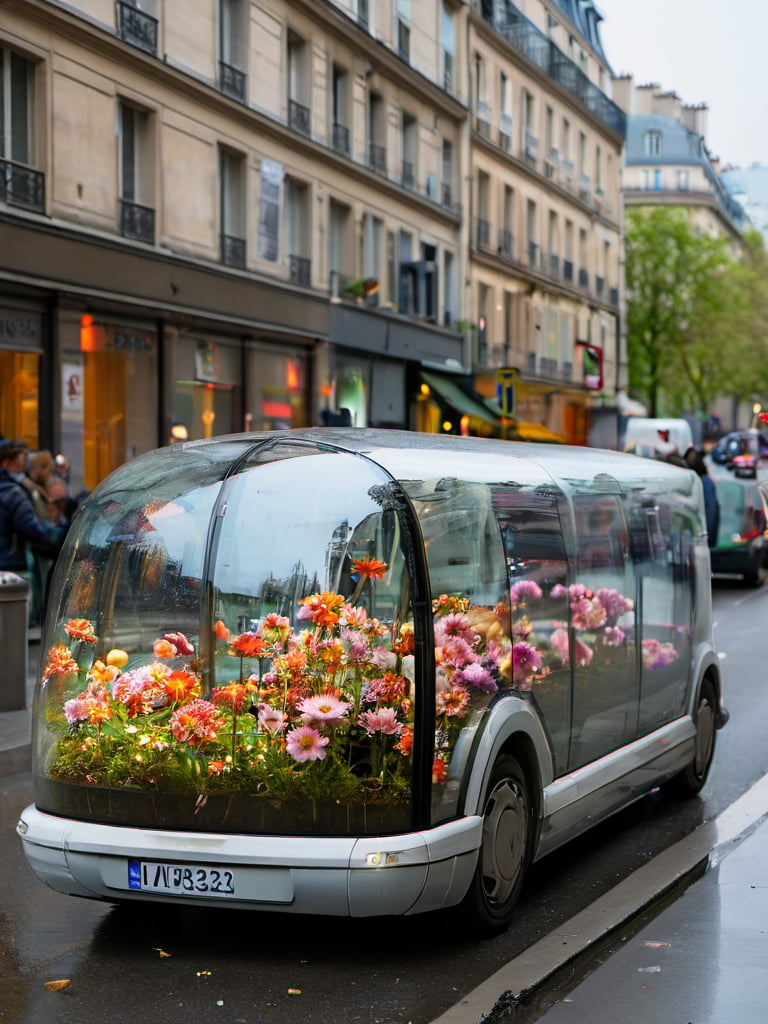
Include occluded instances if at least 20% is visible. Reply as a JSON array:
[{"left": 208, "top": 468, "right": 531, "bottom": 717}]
[{"left": 128, "top": 859, "right": 236, "bottom": 897}]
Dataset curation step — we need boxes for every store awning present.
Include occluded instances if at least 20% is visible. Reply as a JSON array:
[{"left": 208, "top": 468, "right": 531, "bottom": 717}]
[
  {"left": 515, "top": 421, "right": 568, "bottom": 443},
  {"left": 420, "top": 371, "right": 500, "bottom": 427}
]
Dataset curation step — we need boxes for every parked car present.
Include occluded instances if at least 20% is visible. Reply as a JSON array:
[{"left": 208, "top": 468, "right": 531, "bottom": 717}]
[
  {"left": 708, "top": 465, "right": 768, "bottom": 586},
  {"left": 18, "top": 430, "right": 725, "bottom": 934},
  {"left": 709, "top": 429, "right": 768, "bottom": 479}
]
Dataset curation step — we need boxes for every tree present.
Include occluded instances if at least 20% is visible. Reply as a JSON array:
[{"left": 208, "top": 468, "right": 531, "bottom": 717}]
[{"left": 625, "top": 207, "right": 762, "bottom": 418}]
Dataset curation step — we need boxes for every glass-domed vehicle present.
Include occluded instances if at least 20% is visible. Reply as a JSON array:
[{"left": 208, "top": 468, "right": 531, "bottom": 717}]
[{"left": 18, "top": 430, "right": 725, "bottom": 933}]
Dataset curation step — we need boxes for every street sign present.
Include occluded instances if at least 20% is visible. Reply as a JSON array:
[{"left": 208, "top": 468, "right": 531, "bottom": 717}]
[{"left": 496, "top": 369, "right": 517, "bottom": 417}]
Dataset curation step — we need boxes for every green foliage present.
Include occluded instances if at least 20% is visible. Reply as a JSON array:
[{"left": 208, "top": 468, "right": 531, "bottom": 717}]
[{"left": 625, "top": 208, "right": 768, "bottom": 416}]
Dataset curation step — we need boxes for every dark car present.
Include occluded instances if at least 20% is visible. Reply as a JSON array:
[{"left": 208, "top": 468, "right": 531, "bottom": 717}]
[
  {"left": 710, "top": 429, "right": 768, "bottom": 479},
  {"left": 708, "top": 467, "right": 768, "bottom": 585}
]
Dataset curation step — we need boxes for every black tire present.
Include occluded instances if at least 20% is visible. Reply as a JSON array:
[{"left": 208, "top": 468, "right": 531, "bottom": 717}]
[
  {"left": 456, "top": 754, "right": 535, "bottom": 936},
  {"left": 663, "top": 678, "right": 717, "bottom": 798}
]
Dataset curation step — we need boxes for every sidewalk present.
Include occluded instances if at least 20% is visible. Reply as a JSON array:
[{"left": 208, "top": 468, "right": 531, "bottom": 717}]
[
  {"left": 0, "top": 627, "right": 39, "bottom": 777},
  {"left": 529, "top": 807, "right": 768, "bottom": 1023}
]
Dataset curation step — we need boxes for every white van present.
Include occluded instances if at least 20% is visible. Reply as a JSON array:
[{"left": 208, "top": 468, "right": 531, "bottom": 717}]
[
  {"left": 623, "top": 417, "right": 694, "bottom": 459},
  {"left": 18, "top": 430, "right": 725, "bottom": 934}
]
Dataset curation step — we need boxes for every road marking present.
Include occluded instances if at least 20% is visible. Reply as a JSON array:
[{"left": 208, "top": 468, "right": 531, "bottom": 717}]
[{"left": 429, "top": 772, "right": 768, "bottom": 1024}]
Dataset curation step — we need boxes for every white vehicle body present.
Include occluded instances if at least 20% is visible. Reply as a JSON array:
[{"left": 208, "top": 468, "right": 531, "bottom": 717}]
[{"left": 18, "top": 430, "right": 725, "bottom": 932}]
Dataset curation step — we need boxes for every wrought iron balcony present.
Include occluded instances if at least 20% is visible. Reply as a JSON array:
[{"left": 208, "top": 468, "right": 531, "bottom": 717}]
[
  {"left": 332, "top": 122, "right": 350, "bottom": 156},
  {"left": 401, "top": 161, "right": 416, "bottom": 190},
  {"left": 116, "top": 0, "right": 158, "bottom": 56},
  {"left": 475, "top": 217, "right": 490, "bottom": 248},
  {"left": 219, "top": 61, "right": 247, "bottom": 103},
  {"left": 367, "top": 142, "right": 387, "bottom": 175},
  {"left": 120, "top": 198, "right": 155, "bottom": 244},
  {"left": 0, "top": 159, "right": 45, "bottom": 212},
  {"left": 288, "top": 99, "right": 310, "bottom": 137},
  {"left": 489, "top": 4, "right": 626, "bottom": 137},
  {"left": 221, "top": 233, "right": 246, "bottom": 268},
  {"left": 498, "top": 229, "right": 514, "bottom": 258},
  {"left": 289, "top": 254, "right": 311, "bottom": 287}
]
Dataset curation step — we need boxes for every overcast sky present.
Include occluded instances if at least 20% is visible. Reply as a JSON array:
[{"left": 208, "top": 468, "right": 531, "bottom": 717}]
[{"left": 597, "top": 0, "right": 767, "bottom": 169}]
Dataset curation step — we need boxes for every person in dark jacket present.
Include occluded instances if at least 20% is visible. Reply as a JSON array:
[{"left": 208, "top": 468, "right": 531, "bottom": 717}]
[
  {"left": 0, "top": 440, "right": 64, "bottom": 622},
  {"left": 685, "top": 446, "right": 720, "bottom": 548}
]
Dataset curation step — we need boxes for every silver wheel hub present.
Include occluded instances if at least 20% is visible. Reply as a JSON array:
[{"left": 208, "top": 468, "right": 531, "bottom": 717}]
[{"left": 480, "top": 779, "right": 527, "bottom": 904}]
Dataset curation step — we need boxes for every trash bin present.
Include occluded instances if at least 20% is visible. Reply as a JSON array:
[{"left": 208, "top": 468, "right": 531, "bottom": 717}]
[{"left": 0, "top": 572, "right": 29, "bottom": 712}]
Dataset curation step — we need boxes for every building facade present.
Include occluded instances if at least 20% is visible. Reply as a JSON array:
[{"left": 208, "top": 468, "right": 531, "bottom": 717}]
[{"left": 1, "top": 0, "right": 626, "bottom": 494}]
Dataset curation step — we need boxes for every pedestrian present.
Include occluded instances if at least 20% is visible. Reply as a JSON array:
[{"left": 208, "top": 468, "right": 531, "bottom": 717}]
[
  {"left": 685, "top": 447, "right": 720, "bottom": 548},
  {"left": 0, "top": 440, "right": 65, "bottom": 625}
]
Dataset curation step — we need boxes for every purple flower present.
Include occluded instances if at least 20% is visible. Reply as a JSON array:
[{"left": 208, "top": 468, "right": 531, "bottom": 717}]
[
  {"left": 510, "top": 580, "right": 543, "bottom": 605},
  {"left": 460, "top": 662, "right": 498, "bottom": 693}
]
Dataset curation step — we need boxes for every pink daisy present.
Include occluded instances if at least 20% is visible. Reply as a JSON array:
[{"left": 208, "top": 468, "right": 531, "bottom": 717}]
[
  {"left": 298, "top": 693, "right": 350, "bottom": 727},
  {"left": 285, "top": 725, "right": 329, "bottom": 762},
  {"left": 358, "top": 707, "right": 403, "bottom": 735}
]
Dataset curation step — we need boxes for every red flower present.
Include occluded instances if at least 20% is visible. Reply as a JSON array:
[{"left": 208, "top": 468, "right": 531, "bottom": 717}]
[
  {"left": 42, "top": 643, "right": 79, "bottom": 679},
  {"left": 229, "top": 633, "right": 268, "bottom": 658},
  {"left": 432, "top": 756, "right": 448, "bottom": 784},
  {"left": 170, "top": 699, "right": 225, "bottom": 747},
  {"left": 63, "top": 618, "right": 98, "bottom": 644},
  {"left": 352, "top": 556, "right": 388, "bottom": 580},
  {"left": 299, "top": 592, "right": 345, "bottom": 628},
  {"left": 211, "top": 682, "right": 250, "bottom": 715},
  {"left": 164, "top": 670, "right": 201, "bottom": 703}
]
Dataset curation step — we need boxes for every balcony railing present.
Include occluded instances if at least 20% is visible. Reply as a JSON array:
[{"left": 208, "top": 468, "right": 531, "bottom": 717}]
[
  {"left": 289, "top": 254, "right": 311, "bottom": 287},
  {"left": 221, "top": 233, "right": 246, "bottom": 268},
  {"left": 0, "top": 159, "right": 45, "bottom": 212},
  {"left": 367, "top": 142, "right": 387, "bottom": 175},
  {"left": 116, "top": 0, "right": 158, "bottom": 56},
  {"left": 489, "top": 5, "right": 626, "bottom": 137},
  {"left": 120, "top": 198, "right": 155, "bottom": 244},
  {"left": 401, "top": 161, "right": 416, "bottom": 189},
  {"left": 332, "top": 122, "right": 350, "bottom": 156},
  {"left": 219, "top": 61, "right": 247, "bottom": 103},
  {"left": 288, "top": 99, "right": 310, "bottom": 137},
  {"left": 498, "top": 229, "right": 514, "bottom": 258},
  {"left": 475, "top": 217, "right": 490, "bottom": 248}
]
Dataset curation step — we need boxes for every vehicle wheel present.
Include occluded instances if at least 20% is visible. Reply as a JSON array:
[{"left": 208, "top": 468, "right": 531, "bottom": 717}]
[
  {"left": 456, "top": 754, "right": 534, "bottom": 935},
  {"left": 743, "top": 564, "right": 766, "bottom": 587},
  {"left": 663, "top": 679, "right": 717, "bottom": 798}
]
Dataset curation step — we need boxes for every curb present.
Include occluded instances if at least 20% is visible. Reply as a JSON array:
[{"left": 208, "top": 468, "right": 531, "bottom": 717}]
[{"left": 0, "top": 742, "right": 31, "bottom": 778}]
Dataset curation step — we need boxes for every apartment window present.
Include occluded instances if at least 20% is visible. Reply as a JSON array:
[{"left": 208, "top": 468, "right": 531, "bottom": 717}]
[
  {"left": 401, "top": 112, "right": 417, "bottom": 189},
  {"left": 444, "top": 249, "right": 456, "bottom": 326},
  {"left": 0, "top": 47, "right": 44, "bottom": 211},
  {"left": 500, "top": 185, "right": 514, "bottom": 257},
  {"left": 578, "top": 227, "right": 588, "bottom": 287},
  {"left": 362, "top": 213, "right": 383, "bottom": 305},
  {"left": 644, "top": 130, "right": 661, "bottom": 156},
  {"left": 397, "top": 0, "right": 411, "bottom": 62},
  {"left": 397, "top": 230, "right": 413, "bottom": 314},
  {"left": 116, "top": 0, "right": 158, "bottom": 56},
  {"left": 678, "top": 169, "right": 690, "bottom": 190},
  {"left": 329, "top": 199, "right": 353, "bottom": 297},
  {"left": 219, "top": 0, "right": 246, "bottom": 102},
  {"left": 564, "top": 219, "right": 574, "bottom": 281},
  {"left": 548, "top": 210, "right": 558, "bottom": 277},
  {"left": 477, "top": 284, "right": 490, "bottom": 365},
  {"left": 441, "top": 139, "right": 454, "bottom": 208},
  {"left": 526, "top": 199, "right": 537, "bottom": 268},
  {"left": 367, "top": 92, "right": 387, "bottom": 174},
  {"left": 219, "top": 146, "right": 246, "bottom": 267},
  {"left": 499, "top": 72, "right": 512, "bottom": 149},
  {"left": 595, "top": 144, "right": 602, "bottom": 193},
  {"left": 285, "top": 177, "right": 311, "bottom": 285},
  {"left": 522, "top": 91, "right": 537, "bottom": 162},
  {"left": 287, "top": 31, "right": 310, "bottom": 136},
  {"left": 441, "top": 4, "right": 455, "bottom": 90},
  {"left": 474, "top": 54, "right": 490, "bottom": 135},
  {"left": 357, "top": 0, "right": 369, "bottom": 30},
  {"left": 331, "top": 64, "right": 350, "bottom": 156},
  {"left": 476, "top": 170, "right": 490, "bottom": 248},
  {"left": 258, "top": 157, "right": 282, "bottom": 263},
  {"left": 118, "top": 101, "right": 154, "bottom": 243}
]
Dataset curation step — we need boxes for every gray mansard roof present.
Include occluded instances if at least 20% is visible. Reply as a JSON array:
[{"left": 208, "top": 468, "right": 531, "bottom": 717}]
[
  {"left": 550, "top": 0, "right": 609, "bottom": 64},
  {"left": 626, "top": 114, "right": 707, "bottom": 167}
]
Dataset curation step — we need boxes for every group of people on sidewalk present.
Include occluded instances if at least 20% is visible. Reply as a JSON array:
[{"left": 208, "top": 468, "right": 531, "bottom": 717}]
[{"left": 0, "top": 438, "right": 78, "bottom": 626}]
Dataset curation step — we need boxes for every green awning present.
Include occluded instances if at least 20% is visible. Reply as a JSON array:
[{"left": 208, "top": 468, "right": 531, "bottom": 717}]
[{"left": 421, "top": 371, "right": 500, "bottom": 427}]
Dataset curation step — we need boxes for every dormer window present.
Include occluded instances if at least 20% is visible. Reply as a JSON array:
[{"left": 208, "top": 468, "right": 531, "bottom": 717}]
[{"left": 644, "top": 130, "right": 661, "bottom": 156}]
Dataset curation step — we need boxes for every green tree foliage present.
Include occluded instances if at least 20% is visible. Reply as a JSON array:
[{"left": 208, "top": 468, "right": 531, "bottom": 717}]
[{"left": 625, "top": 208, "right": 768, "bottom": 418}]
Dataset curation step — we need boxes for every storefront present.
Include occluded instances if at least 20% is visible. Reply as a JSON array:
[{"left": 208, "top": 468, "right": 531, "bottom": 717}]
[{"left": 0, "top": 301, "right": 45, "bottom": 449}]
